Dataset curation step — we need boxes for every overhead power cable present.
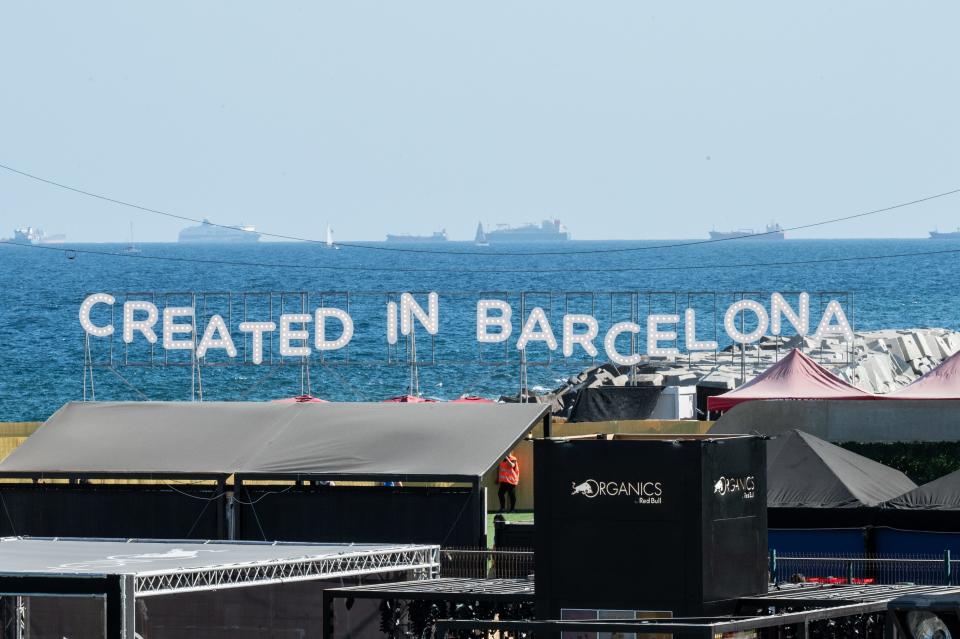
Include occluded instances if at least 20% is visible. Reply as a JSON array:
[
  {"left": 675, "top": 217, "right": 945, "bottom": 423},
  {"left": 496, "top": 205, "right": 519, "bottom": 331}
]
[
  {"left": 5, "top": 238, "right": 960, "bottom": 274},
  {"left": 1, "top": 162, "right": 958, "bottom": 257}
]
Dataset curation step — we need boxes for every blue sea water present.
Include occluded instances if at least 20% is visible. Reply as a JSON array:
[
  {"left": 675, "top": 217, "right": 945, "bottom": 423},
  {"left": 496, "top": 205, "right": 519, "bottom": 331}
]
[{"left": 1, "top": 238, "right": 958, "bottom": 421}]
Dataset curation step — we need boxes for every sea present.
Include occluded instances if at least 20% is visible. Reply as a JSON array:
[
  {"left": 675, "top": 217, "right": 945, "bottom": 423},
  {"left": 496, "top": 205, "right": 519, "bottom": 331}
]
[{"left": 1, "top": 238, "right": 957, "bottom": 421}]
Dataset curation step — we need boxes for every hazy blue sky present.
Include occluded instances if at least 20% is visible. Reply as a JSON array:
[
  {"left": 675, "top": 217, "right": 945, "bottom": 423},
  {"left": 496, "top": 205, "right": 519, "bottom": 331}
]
[{"left": 1, "top": 2, "right": 958, "bottom": 242}]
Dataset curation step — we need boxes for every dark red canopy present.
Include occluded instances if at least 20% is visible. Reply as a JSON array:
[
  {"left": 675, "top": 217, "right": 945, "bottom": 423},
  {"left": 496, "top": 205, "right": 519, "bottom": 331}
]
[
  {"left": 889, "top": 349, "right": 960, "bottom": 399},
  {"left": 272, "top": 395, "right": 329, "bottom": 403},
  {"left": 450, "top": 396, "right": 495, "bottom": 404},
  {"left": 707, "top": 349, "right": 875, "bottom": 412},
  {"left": 382, "top": 395, "right": 436, "bottom": 403}
]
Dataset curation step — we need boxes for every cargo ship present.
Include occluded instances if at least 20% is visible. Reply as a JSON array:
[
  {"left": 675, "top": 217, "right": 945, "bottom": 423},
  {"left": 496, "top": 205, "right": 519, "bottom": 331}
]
[
  {"left": 708, "top": 222, "right": 784, "bottom": 241},
  {"left": 482, "top": 219, "right": 570, "bottom": 242},
  {"left": 10, "top": 227, "right": 66, "bottom": 245},
  {"left": 929, "top": 229, "right": 960, "bottom": 239},
  {"left": 385, "top": 230, "right": 448, "bottom": 242},
  {"left": 178, "top": 219, "right": 260, "bottom": 243}
]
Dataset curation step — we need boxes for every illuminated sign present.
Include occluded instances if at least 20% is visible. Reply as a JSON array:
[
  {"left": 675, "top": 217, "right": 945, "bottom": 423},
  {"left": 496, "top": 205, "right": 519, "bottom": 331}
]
[{"left": 79, "top": 291, "right": 853, "bottom": 364}]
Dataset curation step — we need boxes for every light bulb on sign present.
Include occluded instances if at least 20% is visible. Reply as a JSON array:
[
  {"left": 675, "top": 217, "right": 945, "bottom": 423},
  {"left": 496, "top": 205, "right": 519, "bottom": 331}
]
[
  {"left": 79, "top": 293, "right": 115, "bottom": 337},
  {"left": 562, "top": 314, "right": 599, "bottom": 357},
  {"left": 386, "top": 301, "right": 398, "bottom": 345},
  {"left": 771, "top": 292, "right": 809, "bottom": 336},
  {"left": 400, "top": 292, "right": 439, "bottom": 336},
  {"left": 813, "top": 299, "right": 854, "bottom": 341},
  {"left": 476, "top": 300, "right": 512, "bottom": 343},
  {"left": 515, "top": 307, "right": 557, "bottom": 351},
  {"left": 603, "top": 321, "right": 642, "bottom": 366},
  {"left": 122, "top": 300, "right": 159, "bottom": 344},
  {"left": 239, "top": 321, "right": 276, "bottom": 365},
  {"left": 314, "top": 307, "right": 354, "bottom": 351},
  {"left": 163, "top": 307, "right": 195, "bottom": 350},
  {"left": 723, "top": 300, "right": 768, "bottom": 344},
  {"left": 647, "top": 315, "right": 680, "bottom": 357},
  {"left": 279, "top": 313, "right": 312, "bottom": 357},
  {"left": 196, "top": 314, "right": 237, "bottom": 358},
  {"left": 684, "top": 309, "right": 718, "bottom": 351}
]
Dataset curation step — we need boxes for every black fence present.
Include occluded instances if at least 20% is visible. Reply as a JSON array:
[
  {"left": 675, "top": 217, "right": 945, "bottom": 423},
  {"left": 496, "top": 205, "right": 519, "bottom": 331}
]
[
  {"left": 440, "top": 548, "right": 534, "bottom": 578},
  {"left": 772, "top": 551, "right": 958, "bottom": 586}
]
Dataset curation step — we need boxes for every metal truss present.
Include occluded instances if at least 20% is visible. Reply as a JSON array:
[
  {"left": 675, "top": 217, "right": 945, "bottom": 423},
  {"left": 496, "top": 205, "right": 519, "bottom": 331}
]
[{"left": 134, "top": 546, "right": 439, "bottom": 597}]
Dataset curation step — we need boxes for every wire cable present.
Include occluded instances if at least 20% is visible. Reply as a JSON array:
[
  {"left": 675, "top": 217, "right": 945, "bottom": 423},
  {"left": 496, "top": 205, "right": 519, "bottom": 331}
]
[
  {"left": 4, "top": 237, "right": 960, "bottom": 274},
  {"left": 1, "top": 162, "right": 958, "bottom": 256}
]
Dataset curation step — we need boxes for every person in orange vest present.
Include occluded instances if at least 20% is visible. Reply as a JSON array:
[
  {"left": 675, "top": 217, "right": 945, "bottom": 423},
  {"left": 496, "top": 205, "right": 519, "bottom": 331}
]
[{"left": 497, "top": 453, "right": 520, "bottom": 513}]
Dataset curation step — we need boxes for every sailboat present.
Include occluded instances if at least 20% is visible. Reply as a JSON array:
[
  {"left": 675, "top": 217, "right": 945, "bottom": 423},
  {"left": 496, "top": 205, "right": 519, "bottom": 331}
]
[
  {"left": 474, "top": 222, "right": 489, "bottom": 247},
  {"left": 122, "top": 222, "right": 141, "bottom": 254},
  {"left": 325, "top": 224, "right": 339, "bottom": 249}
]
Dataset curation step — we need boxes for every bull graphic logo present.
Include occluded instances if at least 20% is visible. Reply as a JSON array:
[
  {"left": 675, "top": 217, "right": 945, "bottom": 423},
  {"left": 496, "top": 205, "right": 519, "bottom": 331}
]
[
  {"left": 714, "top": 478, "right": 726, "bottom": 495},
  {"left": 571, "top": 479, "right": 599, "bottom": 498}
]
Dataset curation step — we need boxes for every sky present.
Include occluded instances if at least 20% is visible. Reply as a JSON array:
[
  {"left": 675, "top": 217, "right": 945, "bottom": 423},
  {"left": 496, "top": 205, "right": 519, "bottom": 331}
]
[{"left": 1, "top": 1, "right": 958, "bottom": 242}]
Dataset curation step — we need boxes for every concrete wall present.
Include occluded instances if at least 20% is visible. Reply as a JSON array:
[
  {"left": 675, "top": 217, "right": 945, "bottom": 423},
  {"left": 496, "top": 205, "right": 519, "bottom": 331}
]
[
  {"left": 709, "top": 399, "right": 960, "bottom": 442},
  {"left": 484, "top": 419, "right": 713, "bottom": 511}
]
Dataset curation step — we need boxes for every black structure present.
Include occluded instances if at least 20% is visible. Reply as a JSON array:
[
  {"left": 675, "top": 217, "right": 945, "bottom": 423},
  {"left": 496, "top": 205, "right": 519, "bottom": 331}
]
[
  {"left": 436, "top": 583, "right": 960, "bottom": 639},
  {"left": 534, "top": 433, "right": 767, "bottom": 618},
  {"left": 566, "top": 386, "right": 664, "bottom": 422},
  {"left": 322, "top": 578, "right": 535, "bottom": 639},
  {"left": 0, "top": 537, "right": 438, "bottom": 638},
  {"left": 0, "top": 401, "right": 550, "bottom": 547}
]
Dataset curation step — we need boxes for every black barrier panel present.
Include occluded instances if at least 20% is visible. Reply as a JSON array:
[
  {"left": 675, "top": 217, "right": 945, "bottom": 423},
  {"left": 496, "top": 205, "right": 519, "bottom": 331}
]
[
  {"left": 770, "top": 507, "right": 880, "bottom": 529},
  {"left": 0, "top": 485, "right": 223, "bottom": 539},
  {"left": 494, "top": 520, "right": 535, "bottom": 549},
  {"left": 567, "top": 386, "right": 664, "bottom": 422},
  {"left": 534, "top": 436, "right": 766, "bottom": 618},
  {"left": 235, "top": 485, "right": 484, "bottom": 546},
  {"left": 136, "top": 576, "right": 390, "bottom": 639}
]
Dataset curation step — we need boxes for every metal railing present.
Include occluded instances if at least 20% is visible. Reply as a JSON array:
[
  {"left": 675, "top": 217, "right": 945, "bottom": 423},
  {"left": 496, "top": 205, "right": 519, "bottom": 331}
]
[
  {"left": 772, "top": 550, "right": 957, "bottom": 586},
  {"left": 439, "top": 547, "right": 534, "bottom": 579}
]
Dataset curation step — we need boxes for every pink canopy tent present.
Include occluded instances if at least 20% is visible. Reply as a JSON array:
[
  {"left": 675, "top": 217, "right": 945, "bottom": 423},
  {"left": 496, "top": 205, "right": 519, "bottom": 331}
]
[
  {"left": 450, "top": 396, "right": 496, "bottom": 404},
  {"left": 272, "top": 395, "right": 329, "bottom": 403},
  {"left": 382, "top": 395, "right": 437, "bottom": 403},
  {"left": 707, "top": 349, "right": 875, "bottom": 413},
  {"left": 888, "top": 350, "right": 960, "bottom": 399}
]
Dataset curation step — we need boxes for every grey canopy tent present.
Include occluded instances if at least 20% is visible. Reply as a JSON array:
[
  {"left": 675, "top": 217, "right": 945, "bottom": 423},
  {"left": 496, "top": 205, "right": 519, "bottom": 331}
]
[
  {"left": 767, "top": 429, "right": 916, "bottom": 528},
  {"left": 0, "top": 401, "right": 550, "bottom": 545}
]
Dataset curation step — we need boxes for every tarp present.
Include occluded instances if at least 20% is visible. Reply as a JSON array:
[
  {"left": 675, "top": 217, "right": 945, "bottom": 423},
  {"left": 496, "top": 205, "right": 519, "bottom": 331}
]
[
  {"left": 273, "top": 395, "right": 329, "bottom": 403},
  {"left": 883, "top": 467, "right": 960, "bottom": 510},
  {"left": 567, "top": 386, "right": 663, "bottom": 422},
  {"left": 0, "top": 401, "right": 548, "bottom": 479},
  {"left": 888, "top": 349, "right": 960, "bottom": 399},
  {"left": 382, "top": 395, "right": 436, "bottom": 403},
  {"left": 707, "top": 349, "right": 875, "bottom": 412},
  {"left": 767, "top": 429, "right": 916, "bottom": 508}
]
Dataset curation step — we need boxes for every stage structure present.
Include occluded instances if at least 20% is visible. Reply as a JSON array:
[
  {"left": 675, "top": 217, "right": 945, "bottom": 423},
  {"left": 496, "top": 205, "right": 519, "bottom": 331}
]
[
  {"left": 534, "top": 433, "right": 768, "bottom": 618},
  {"left": 0, "top": 401, "right": 550, "bottom": 546},
  {"left": 0, "top": 537, "right": 438, "bottom": 638},
  {"left": 77, "top": 290, "right": 855, "bottom": 400}
]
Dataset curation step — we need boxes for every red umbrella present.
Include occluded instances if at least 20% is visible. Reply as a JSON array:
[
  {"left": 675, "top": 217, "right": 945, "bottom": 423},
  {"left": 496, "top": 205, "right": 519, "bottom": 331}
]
[
  {"left": 273, "top": 395, "right": 329, "bottom": 403},
  {"left": 382, "top": 395, "right": 436, "bottom": 403},
  {"left": 450, "top": 395, "right": 495, "bottom": 403}
]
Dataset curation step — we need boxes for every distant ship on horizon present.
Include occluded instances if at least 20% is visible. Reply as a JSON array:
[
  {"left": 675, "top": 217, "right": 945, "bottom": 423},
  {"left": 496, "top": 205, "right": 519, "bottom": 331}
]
[
  {"left": 708, "top": 223, "right": 784, "bottom": 241},
  {"left": 929, "top": 228, "right": 960, "bottom": 239},
  {"left": 385, "top": 229, "right": 448, "bottom": 242},
  {"left": 9, "top": 227, "right": 66, "bottom": 245},
  {"left": 482, "top": 219, "right": 570, "bottom": 242},
  {"left": 178, "top": 219, "right": 260, "bottom": 243}
]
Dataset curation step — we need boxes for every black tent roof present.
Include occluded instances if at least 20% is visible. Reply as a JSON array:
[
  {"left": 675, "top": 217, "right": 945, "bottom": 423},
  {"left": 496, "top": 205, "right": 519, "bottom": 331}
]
[
  {"left": 884, "top": 467, "right": 960, "bottom": 510},
  {"left": 768, "top": 429, "right": 916, "bottom": 509},
  {"left": 0, "top": 401, "right": 549, "bottom": 481}
]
